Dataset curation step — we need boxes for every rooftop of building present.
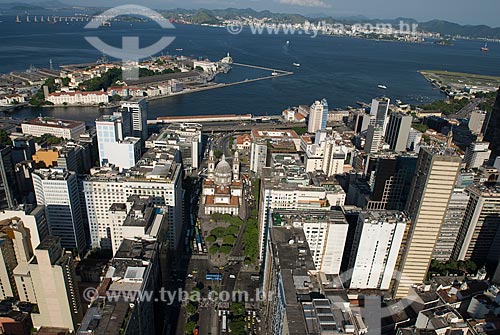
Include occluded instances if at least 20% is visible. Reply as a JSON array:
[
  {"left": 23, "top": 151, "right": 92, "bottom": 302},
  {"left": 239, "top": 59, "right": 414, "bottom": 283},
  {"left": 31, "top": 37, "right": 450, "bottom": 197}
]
[
  {"left": 87, "top": 148, "right": 181, "bottom": 183},
  {"left": 420, "top": 305, "right": 465, "bottom": 330},
  {"left": 48, "top": 90, "right": 107, "bottom": 97},
  {"left": 148, "top": 123, "right": 202, "bottom": 143},
  {"left": 421, "top": 146, "right": 462, "bottom": 160},
  {"left": 251, "top": 128, "right": 299, "bottom": 140},
  {"left": 77, "top": 299, "right": 130, "bottom": 335},
  {"left": 272, "top": 209, "right": 348, "bottom": 226},
  {"left": 125, "top": 70, "right": 201, "bottom": 86},
  {"left": 24, "top": 117, "right": 84, "bottom": 129},
  {"left": 96, "top": 114, "right": 121, "bottom": 123},
  {"left": 359, "top": 210, "right": 409, "bottom": 224},
  {"left": 113, "top": 238, "right": 156, "bottom": 262},
  {"left": 467, "top": 183, "right": 500, "bottom": 196},
  {"left": 270, "top": 226, "right": 356, "bottom": 334},
  {"left": 262, "top": 155, "right": 315, "bottom": 188},
  {"left": 271, "top": 225, "right": 317, "bottom": 281},
  {"left": 33, "top": 167, "right": 72, "bottom": 180},
  {"left": 105, "top": 238, "right": 156, "bottom": 292},
  {"left": 303, "top": 299, "right": 355, "bottom": 334},
  {"left": 123, "top": 199, "right": 155, "bottom": 228}
]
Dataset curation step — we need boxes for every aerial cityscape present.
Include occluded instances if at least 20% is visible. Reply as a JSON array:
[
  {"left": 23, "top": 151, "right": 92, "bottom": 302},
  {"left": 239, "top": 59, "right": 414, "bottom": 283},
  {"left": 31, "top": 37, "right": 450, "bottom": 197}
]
[{"left": 0, "top": 0, "right": 499, "bottom": 334}]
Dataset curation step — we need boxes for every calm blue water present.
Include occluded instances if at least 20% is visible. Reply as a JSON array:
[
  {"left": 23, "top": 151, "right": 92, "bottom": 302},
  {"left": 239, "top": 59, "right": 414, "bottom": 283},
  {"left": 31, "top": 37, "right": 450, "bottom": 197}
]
[{"left": 1, "top": 16, "right": 499, "bottom": 123}]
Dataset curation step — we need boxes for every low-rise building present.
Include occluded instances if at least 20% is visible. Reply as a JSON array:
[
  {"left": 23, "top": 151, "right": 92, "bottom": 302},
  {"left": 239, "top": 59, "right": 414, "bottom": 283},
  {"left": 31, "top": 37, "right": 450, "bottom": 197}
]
[
  {"left": 22, "top": 118, "right": 86, "bottom": 141},
  {"left": 46, "top": 91, "right": 109, "bottom": 106}
]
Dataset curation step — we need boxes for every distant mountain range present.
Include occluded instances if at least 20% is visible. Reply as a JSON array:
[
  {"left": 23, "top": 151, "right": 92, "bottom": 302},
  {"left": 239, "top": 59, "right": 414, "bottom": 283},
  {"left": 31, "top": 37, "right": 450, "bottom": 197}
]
[
  {"left": 1, "top": 3, "right": 499, "bottom": 40},
  {"left": 0, "top": 0, "right": 67, "bottom": 9}
]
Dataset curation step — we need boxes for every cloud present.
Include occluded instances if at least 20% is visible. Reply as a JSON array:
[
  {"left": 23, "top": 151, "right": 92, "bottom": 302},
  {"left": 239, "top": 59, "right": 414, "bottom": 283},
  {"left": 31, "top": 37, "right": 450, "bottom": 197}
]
[{"left": 278, "top": 0, "right": 332, "bottom": 7}]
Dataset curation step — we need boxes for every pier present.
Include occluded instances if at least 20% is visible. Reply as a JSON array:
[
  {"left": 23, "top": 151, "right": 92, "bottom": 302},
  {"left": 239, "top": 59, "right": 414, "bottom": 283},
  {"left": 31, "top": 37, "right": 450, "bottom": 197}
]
[
  {"left": 147, "top": 62, "right": 293, "bottom": 102},
  {"left": 232, "top": 62, "right": 294, "bottom": 75}
]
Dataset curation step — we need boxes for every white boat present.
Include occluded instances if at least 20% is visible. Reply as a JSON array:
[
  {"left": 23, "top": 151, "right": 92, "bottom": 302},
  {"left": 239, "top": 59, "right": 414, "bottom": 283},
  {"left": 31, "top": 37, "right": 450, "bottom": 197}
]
[
  {"left": 293, "top": 63, "right": 300, "bottom": 67},
  {"left": 271, "top": 72, "right": 279, "bottom": 76},
  {"left": 378, "top": 85, "right": 387, "bottom": 89},
  {"left": 286, "top": 40, "right": 290, "bottom": 45}
]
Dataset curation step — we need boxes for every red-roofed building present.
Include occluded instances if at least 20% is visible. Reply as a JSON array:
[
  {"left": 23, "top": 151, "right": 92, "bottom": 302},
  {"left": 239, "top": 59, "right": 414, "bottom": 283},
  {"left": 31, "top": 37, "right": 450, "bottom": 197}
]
[
  {"left": 46, "top": 90, "right": 109, "bottom": 105},
  {"left": 235, "top": 134, "right": 251, "bottom": 151}
]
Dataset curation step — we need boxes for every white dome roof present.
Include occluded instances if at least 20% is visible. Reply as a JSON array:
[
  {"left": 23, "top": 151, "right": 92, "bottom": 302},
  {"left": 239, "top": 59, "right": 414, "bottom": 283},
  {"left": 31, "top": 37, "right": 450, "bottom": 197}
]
[{"left": 215, "top": 156, "right": 232, "bottom": 176}]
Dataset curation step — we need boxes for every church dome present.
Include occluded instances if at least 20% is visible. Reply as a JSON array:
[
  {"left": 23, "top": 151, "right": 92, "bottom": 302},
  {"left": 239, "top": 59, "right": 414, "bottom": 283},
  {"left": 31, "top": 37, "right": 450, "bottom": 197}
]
[
  {"left": 215, "top": 159, "right": 231, "bottom": 175},
  {"left": 214, "top": 155, "right": 232, "bottom": 186}
]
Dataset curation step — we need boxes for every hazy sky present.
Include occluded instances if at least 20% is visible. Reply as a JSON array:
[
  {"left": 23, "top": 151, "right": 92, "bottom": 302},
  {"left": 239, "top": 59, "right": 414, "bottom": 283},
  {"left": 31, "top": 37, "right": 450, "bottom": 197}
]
[{"left": 9, "top": 0, "right": 500, "bottom": 26}]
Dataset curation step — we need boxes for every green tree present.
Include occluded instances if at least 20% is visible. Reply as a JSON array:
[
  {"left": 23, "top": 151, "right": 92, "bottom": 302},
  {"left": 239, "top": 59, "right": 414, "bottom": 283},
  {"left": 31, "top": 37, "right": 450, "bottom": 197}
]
[
  {"left": 185, "top": 321, "right": 196, "bottom": 334},
  {"left": 0, "top": 130, "right": 12, "bottom": 146},
  {"left": 230, "top": 302, "right": 245, "bottom": 317},
  {"left": 111, "top": 94, "right": 122, "bottom": 102},
  {"left": 223, "top": 235, "right": 236, "bottom": 245},
  {"left": 206, "top": 235, "right": 216, "bottom": 243},
  {"left": 225, "top": 225, "right": 239, "bottom": 236},
  {"left": 186, "top": 302, "right": 197, "bottom": 316},
  {"left": 210, "top": 227, "right": 227, "bottom": 238},
  {"left": 209, "top": 244, "right": 219, "bottom": 255},
  {"left": 219, "top": 245, "right": 232, "bottom": 254},
  {"left": 229, "top": 319, "right": 245, "bottom": 334},
  {"left": 412, "top": 123, "right": 428, "bottom": 133}
]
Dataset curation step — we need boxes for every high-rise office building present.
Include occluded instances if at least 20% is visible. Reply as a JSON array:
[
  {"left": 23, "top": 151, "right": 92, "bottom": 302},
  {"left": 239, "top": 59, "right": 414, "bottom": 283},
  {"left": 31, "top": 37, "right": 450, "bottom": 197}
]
[
  {"left": 361, "top": 98, "right": 391, "bottom": 133},
  {"left": 364, "top": 125, "right": 384, "bottom": 154},
  {"left": 19, "top": 237, "right": 82, "bottom": 331},
  {"left": 432, "top": 188, "right": 470, "bottom": 261},
  {"left": 32, "top": 168, "right": 87, "bottom": 254},
  {"left": 83, "top": 148, "right": 183, "bottom": 250},
  {"left": 385, "top": 113, "right": 412, "bottom": 152},
  {"left": 453, "top": 184, "right": 500, "bottom": 263},
  {"left": 146, "top": 123, "right": 203, "bottom": 171},
  {"left": 407, "top": 128, "right": 423, "bottom": 152},
  {"left": 0, "top": 205, "right": 49, "bottom": 250},
  {"left": 464, "top": 141, "right": 491, "bottom": 169},
  {"left": 118, "top": 98, "right": 149, "bottom": 141},
  {"left": 96, "top": 115, "right": 141, "bottom": 171},
  {"left": 349, "top": 211, "right": 407, "bottom": 290},
  {"left": 304, "top": 132, "right": 347, "bottom": 177},
  {"left": 484, "top": 87, "right": 500, "bottom": 158},
  {"left": 0, "top": 211, "right": 81, "bottom": 330},
  {"left": 469, "top": 109, "right": 488, "bottom": 135},
  {"left": 308, "top": 99, "right": 328, "bottom": 133},
  {"left": 366, "top": 154, "right": 418, "bottom": 211},
  {"left": 394, "top": 147, "right": 461, "bottom": 298},
  {"left": 0, "top": 218, "right": 34, "bottom": 300},
  {"left": 272, "top": 209, "right": 349, "bottom": 274},
  {"left": 108, "top": 195, "right": 172, "bottom": 255},
  {"left": 0, "top": 146, "right": 17, "bottom": 210},
  {"left": 11, "top": 135, "right": 35, "bottom": 165},
  {"left": 249, "top": 138, "right": 268, "bottom": 177}
]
